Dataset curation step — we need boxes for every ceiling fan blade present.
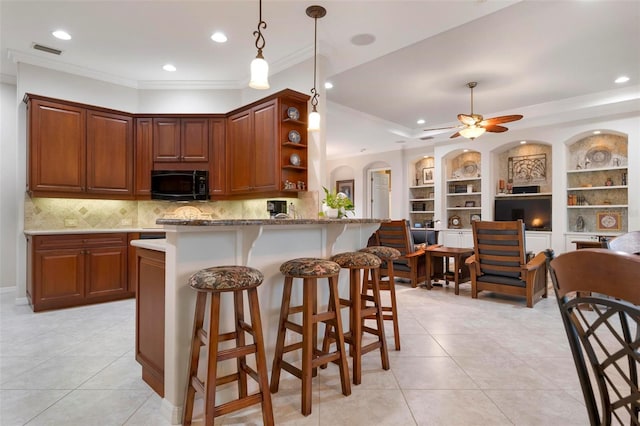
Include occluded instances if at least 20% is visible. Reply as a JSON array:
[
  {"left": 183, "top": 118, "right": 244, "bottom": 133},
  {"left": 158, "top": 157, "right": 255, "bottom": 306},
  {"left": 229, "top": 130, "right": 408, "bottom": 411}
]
[
  {"left": 484, "top": 124, "right": 509, "bottom": 133},
  {"left": 449, "top": 131, "right": 461, "bottom": 139},
  {"left": 481, "top": 114, "right": 523, "bottom": 126},
  {"left": 423, "top": 125, "right": 458, "bottom": 131}
]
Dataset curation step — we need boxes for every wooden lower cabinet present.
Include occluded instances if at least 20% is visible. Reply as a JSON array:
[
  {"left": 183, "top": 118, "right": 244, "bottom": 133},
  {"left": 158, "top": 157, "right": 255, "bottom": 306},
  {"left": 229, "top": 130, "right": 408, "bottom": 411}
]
[
  {"left": 134, "top": 247, "right": 165, "bottom": 396},
  {"left": 27, "top": 233, "right": 132, "bottom": 312}
]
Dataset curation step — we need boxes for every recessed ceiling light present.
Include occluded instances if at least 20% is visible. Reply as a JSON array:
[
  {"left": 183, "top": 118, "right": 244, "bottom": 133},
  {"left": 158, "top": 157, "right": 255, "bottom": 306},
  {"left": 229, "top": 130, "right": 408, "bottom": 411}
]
[
  {"left": 324, "top": 82, "right": 333, "bottom": 89},
  {"left": 593, "top": 130, "right": 601, "bottom": 134},
  {"left": 417, "top": 119, "right": 425, "bottom": 125},
  {"left": 163, "top": 64, "right": 177, "bottom": 72},
  {"left": 211, "top": 32, "right": 227, "bottom": 43},
  {"left": 463, "top": 149, "right": 469, "bottom": 153},
  {"left": 52, "top": 30, "right": 71, "bottom": 40},
  {"left": 520, "top": 140, "right": 527, "bottom": 144},
  {"left": 350, "top": 33, "right": 376, "bottom": 46},
  {"left": 615, "top": 76, "right": 630, "bottom": 84}
]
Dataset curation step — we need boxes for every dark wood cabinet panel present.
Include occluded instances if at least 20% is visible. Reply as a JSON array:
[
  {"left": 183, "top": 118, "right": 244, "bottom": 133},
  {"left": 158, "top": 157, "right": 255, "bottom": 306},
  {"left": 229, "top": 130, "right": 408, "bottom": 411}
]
[
  {"left": 153, "top": 118, "right": 209, "bottom": 164},
  {"left": 209, "top": 118, "right": 226, "bottom": 196},
  {"left": 135, "top": 118, "right": 153, "bottom": 197},
  {"left": 135, "top": 247, "right": 165, "bottom": 396},
  {"left": 86, "top": 110, "right": 133, "bottom": 196},
  {"left": 85, "top": 246, "right": 127, "bottom": 298},
  {"left": 28, "top": 99, "right": 86, "bottom": 194},
  {"left": 226, "top": 109, "right": 253, "bottom": 194},
  {"left": 28, "top": 233, "right": 132, "bottom": 312},
  {"left": 253, "top": 100, "right": 278, "bottom": 192},
  {"left": 181, "top": 118, "right": 209, "bottom": 162}
]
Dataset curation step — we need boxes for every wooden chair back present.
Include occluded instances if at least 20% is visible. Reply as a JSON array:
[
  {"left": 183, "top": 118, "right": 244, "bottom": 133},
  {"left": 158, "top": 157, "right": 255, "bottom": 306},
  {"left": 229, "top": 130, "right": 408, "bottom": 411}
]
[
  {"left": 545, "top": 248, "right": 640, "bottom": 425},
  {"left": 470, "top": 220, "right": 526, "bottom": 278},
  {"left": 374, "top": 220, "right": 414, "bottom": 257},
  {"left": 607, "top": 230, "right": 640, "bottom": 255},
  {"left": 373, "top": 220, "right": 427, "bottom": 287}
]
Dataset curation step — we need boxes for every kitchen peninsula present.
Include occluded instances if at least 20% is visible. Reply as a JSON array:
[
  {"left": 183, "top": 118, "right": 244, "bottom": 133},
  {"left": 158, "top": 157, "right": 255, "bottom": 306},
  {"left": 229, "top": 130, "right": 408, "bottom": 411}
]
[{"left": 138, "top": 218, "right": 384, "bottom": 424}]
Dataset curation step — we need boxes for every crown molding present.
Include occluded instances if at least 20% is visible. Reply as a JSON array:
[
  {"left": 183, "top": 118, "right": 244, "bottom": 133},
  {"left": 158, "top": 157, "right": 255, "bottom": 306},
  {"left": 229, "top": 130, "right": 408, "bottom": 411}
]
[{"left": 0, "top": 73, "right": 17, "bottom": 85}]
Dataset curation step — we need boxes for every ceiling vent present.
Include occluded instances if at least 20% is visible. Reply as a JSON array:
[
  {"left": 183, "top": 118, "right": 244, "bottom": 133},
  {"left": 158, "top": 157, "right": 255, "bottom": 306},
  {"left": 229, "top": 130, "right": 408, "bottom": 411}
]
[
  {"left": 32, "top": 43, "right": 62, "bottom": 55},
  {"left": 420, "top": 136, "right": 434, "bottom": 140}
]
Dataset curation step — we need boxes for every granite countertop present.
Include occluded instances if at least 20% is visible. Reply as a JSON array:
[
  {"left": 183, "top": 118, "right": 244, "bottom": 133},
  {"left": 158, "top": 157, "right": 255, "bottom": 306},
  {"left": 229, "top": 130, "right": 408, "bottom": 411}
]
[
  {"left": 156, "top": 218, "right": 387, "bottom": 226},
  {"left": 23, "top": 228, "right": 165, "bottom": 236}
]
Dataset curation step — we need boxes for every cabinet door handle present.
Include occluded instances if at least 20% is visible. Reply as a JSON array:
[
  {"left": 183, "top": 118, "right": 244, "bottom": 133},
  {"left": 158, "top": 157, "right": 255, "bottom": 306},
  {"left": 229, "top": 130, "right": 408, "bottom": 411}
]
[{"left": 85, "top": 250, "right": 90, "bottom": 254}]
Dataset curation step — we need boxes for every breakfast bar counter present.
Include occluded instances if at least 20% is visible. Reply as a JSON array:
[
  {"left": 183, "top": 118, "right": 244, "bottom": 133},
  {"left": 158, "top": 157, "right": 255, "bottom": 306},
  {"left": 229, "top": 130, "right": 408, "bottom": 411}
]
[{"left": 150, "top": 218, "right": 384, "bottom": 423}]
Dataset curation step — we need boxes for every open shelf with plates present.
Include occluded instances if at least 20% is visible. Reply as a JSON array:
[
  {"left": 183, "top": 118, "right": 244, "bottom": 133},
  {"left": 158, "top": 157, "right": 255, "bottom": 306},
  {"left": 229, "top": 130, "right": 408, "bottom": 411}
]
[{"left": 566, "top": 133, "right": 628, "bottom": 234}]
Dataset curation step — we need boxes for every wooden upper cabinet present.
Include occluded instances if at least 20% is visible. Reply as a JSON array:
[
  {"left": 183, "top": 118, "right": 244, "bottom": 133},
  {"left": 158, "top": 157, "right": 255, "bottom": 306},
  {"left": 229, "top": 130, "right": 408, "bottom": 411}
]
[
  {"left": 135, "top": 118, "right": 153, "bottom": 197},
  {"left": 226, "top": 100, "right": 278, "bottom": 194},
  {"left": 209, "top": 118, "right": 226, "bottom": 196},
  {"left": 86, "top": 109, "right": 133, "bottom": 195},
  {"left": 153, "top": 118, "right": 209, "bottom": 163},
  {"left": 28, "top": 98, "right": 86, "bottom": 193}
]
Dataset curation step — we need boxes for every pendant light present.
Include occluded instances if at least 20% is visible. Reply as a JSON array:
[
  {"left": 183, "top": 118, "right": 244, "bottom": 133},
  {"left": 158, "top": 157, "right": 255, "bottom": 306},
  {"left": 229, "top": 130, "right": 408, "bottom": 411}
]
[
  {"left": 306, "top": 5, "right": 326, "bottom": 131},
  {"left": 249, "top": 0, "right": 269, "bottom": 89}
]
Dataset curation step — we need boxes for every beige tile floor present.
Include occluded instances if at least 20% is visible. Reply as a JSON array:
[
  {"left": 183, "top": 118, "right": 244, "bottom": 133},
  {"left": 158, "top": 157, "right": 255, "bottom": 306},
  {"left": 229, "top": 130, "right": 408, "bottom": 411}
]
[{"left": 0, "top": 281, "right": 590, "bottom": 425}]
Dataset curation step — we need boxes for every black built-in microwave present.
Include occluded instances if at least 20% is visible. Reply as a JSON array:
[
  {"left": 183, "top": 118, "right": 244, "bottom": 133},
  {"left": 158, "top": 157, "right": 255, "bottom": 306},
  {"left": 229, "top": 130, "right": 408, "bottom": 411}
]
[{"left": 151, "top": 170, "right": 209, "bottom": 201}]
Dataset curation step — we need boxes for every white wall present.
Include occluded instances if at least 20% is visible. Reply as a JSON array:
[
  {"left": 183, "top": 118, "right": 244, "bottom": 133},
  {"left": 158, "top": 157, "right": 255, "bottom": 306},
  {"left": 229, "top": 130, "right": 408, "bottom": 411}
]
[{"left": 1, "top": 83, "right": 18, "bottom": 289}]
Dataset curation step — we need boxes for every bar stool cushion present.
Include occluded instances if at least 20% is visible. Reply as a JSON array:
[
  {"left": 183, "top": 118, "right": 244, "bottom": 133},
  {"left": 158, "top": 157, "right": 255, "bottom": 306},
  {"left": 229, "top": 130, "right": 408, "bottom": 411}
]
[
  {"left": 189, "top": 266, "right": 264, "bottom": 291},
  {"left": 280, "top": 258, "right": 341, "bottom": 278},
  {"left": 331, "top": 251, "right": 381, "bottom": 269},
  {"left": 359, "top": 246, "right": 401, "bottom": 261}
]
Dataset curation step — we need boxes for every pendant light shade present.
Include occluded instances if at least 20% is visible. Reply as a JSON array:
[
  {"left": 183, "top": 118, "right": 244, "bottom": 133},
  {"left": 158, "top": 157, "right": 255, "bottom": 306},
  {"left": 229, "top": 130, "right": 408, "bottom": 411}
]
[
  {"left": 249, "top": 0, "right": 269, "bottom": 90},
  {"left": 308, "top": 109, "right": 321, "bottom": 131},
  {"left": 306, "top": 5, "right": 326, "bottom": 131}
]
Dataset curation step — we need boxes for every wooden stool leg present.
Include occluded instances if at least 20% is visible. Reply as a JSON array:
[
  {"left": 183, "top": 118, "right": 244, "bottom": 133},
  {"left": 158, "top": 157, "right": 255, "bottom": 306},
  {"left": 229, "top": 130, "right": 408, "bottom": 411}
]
[
  {"left": 328, "top": 275, "right": 351, "bottom": 397},
  {"left": 183, "top": 292, "right": 207, "bottom": 426},
  {"left": 301, "top": 277, "right": 316, "bottom": 416},
  {"left": 371, "top": 268, "right": 390, "bottom": 370},
  {"left": 247, "top": 288, "right": 274, "bottom": 426},
  {"left": 270, "top": 276, "right": 293, "bottom": 393},
  {"left": 350, "top": 268, "right": 363, "bottom": 385},
  {"left": 233, "top": 291, "right": 248, "bottom": 400},
  {"left": 386, "top": 263, "right": 401, "bottom": 350},
  {"left": 203, "top": 292, "right": 221, "bottom": 426}
]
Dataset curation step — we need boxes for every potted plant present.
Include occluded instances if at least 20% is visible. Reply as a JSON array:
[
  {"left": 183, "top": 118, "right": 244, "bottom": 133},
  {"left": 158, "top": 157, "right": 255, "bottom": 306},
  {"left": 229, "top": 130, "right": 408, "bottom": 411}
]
[{"left": 321, "top": 186, "right": 354, "bottom": 218}]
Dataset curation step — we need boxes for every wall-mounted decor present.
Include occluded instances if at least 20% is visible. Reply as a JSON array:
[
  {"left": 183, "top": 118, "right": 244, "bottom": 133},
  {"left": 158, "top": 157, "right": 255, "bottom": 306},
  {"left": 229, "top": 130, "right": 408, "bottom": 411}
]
[
  {"left": 422, "top": 167, "right": 434, "bottom": 184},
  {"left": 336, "top": 179, "right": 354, "bottom": 202},
  {"left": 508, "top": 154, "right": 547, "bottom": 185},
  {"left": 596, "top": 211, "right": 621, "bottom": 231}
]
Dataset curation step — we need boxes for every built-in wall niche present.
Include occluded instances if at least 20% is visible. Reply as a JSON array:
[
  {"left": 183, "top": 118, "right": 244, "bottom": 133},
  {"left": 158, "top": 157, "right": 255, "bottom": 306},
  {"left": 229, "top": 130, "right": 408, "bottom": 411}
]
[
  {"left": 566, "top": 132, "right": 628, "bottom": 234},
  {"left": 495, "top": 142, "right": 552, "bottom": 195},
  {"left": 445, "top": 151, "right": 481, "bottom": 230},
  {"left": 408, "top": 156, "right": 435, "bottom": 228}
]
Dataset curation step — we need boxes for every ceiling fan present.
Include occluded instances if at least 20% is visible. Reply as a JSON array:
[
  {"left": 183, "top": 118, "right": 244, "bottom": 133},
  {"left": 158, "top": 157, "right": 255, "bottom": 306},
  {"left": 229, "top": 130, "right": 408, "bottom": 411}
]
[{"left": 424, "top": 82, "right": 523, "bottom": 140}]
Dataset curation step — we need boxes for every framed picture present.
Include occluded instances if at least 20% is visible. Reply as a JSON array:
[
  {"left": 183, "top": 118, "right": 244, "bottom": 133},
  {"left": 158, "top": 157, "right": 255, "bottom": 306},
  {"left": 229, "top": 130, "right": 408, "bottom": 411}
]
[
  {"left": 422, "top": 167, "right": 434, "bottom": 184},
  {"left": 470, "top": 213, "right": 481, "bottom": 222},
  {"left": 465, "top": 201, "right": 476, "bottom": 207},
  {"left": 596, "top": 211, "right": 622, "bottom": 231},
  {"left": 336, "top": 179, "right": 354, "bottom": 202}
]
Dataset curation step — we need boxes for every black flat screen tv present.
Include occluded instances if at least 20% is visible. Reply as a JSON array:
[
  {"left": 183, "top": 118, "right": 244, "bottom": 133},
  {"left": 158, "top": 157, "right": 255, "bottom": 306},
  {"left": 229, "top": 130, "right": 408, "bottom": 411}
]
[{"left": 494, "top": 196, "right": 552, "bottom": 231}]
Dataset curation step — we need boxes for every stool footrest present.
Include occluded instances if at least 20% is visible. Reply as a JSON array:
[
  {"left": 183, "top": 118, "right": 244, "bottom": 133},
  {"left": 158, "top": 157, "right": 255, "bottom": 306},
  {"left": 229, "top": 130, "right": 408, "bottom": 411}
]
[
  {"left": 287, "top": 305, "right": 304, "bottom": 315},
  {"left": 361, "top": 340, "right": 383, "bottom": 355},
  {"left": 284, "top": 320, "right": 303, "bottom": 335},
  {"left": 217, "top": 343, "right": 257, "bottom": 362},
  {"left": 217, "top": 371, "right": 240, "bottom": 387},
  {"left": 216, "top": 393, "right": 264, "bottom": 418},
  {"left": 282, "top": 341, "right": 303, "bottom": 353},
  {"left": 280, "top": 360, "right": 303, "bottom": 380}
]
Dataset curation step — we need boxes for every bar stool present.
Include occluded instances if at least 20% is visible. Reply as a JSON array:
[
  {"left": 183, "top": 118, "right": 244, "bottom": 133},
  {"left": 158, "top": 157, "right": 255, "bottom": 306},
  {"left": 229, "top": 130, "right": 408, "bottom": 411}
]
[
  {"left": 270, "top": 257, "right": 351, "bottom": 416},
  {"left": 324, "top": 251, "right": 390, "bottom": 385},
  {"left": 183, "top": 265, "right": 273, "bottom": 426},
  {"left": 359, "top": 246, "right": 402, "bottom": 350}
]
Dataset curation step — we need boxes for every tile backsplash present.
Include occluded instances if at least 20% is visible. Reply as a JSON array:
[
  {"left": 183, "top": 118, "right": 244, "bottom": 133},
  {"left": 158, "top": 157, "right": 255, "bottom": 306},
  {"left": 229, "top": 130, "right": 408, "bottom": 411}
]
[{"left": 24, "top": 191, "right": 319, "bottom": 230}]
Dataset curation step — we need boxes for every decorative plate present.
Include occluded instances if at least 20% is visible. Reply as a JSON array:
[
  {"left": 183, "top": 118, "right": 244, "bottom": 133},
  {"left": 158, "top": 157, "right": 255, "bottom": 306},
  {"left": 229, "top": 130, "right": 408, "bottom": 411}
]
[
  {"left": 287, "top": 107, "right": 300, "bottom": 120},
  {"left": 289, "top": 153, "right": 301, "bottom": 166},
  {"left": 288, "top": 130, "right": 301, "bottom": 143},
  {"left": 585, "top": 146, "right": 611, "bottom": 168},
  {"left": 461, "top": 161, "right": 478, "bottom": 177},
  {"left": 449, "top": 215, "right": 462, "bottom": 229}
]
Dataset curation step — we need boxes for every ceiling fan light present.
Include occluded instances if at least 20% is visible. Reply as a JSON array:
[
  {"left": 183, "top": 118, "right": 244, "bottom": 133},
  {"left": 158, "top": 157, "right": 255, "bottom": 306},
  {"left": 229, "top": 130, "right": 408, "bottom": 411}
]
[
  {"left": 459, "top": 126, "right": 486, "bottom": 140},
  {"left": 249, "top": 55, "right": 269, "bottom": 89}
]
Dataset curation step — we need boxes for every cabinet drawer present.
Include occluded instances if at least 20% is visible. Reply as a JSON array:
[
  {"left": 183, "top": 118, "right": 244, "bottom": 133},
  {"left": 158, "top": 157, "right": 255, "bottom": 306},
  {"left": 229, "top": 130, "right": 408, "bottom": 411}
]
[{"left": 34, "top": 233, "right": 127, "bottom": 250}]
